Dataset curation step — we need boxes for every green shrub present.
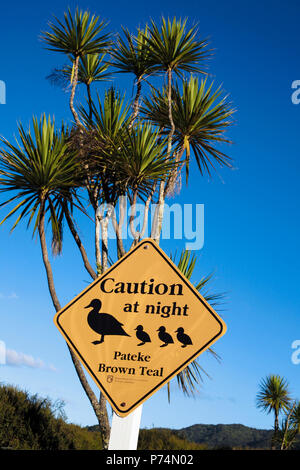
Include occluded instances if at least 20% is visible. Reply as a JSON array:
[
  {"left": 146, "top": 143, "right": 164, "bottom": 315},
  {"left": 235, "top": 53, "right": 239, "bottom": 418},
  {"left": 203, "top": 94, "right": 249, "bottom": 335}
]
[{"left": 0, "top": 384, "right": 102, "bottom": 450}]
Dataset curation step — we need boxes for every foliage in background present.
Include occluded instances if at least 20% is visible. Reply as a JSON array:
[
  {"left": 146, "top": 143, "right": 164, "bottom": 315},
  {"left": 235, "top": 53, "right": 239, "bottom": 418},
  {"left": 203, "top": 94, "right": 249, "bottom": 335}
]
[
  {"left": 256, "top": 374, "right": 300, "bottom": 450},
  {"left": 0, "top": 384, "right": 102, "bottom": 450},
  {"left": 137, "top": 428, "right": 207, "bottom": 450},
  {"left": 1, "top": 383, "right": 299, "bottom": 450}
]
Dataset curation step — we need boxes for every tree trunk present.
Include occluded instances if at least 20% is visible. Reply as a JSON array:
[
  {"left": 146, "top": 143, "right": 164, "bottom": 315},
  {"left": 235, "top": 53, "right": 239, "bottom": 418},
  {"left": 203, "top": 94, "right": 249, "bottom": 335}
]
[
  {"left": 151, "top": 180, "right": 165, "bottom": 243},
  {"left": 164, "top": 144, "right": 185, "bottom": 196},
  {"left": 100, "top": 212, "right": 110, "bottom": 273},
  {"left": 96, "top": 207, "right": 112, "bottom": 446},
  {"left": 70, "top": 56, "right": 82, "bottom": 127},
  {"left": 275, "top": 410, "right": 279, "bottom": 434},
  {"left": 64, "top": 203, "right": 97, "bottom": 280},
  {"left": 167, "top": 67, "right": 175, "bottom": 157},
  {"left": 38, "top": 198, "right": 109, "bottom": 448},
  {"left": 38, "top": 199, "right": 61, "bottom": 313},
  {"left": 68, "top": 54, "right": 111, "bottom": 448},
  {"left": 111, "top": 197, "right": 126, "bottom": 258},
  {"left": 86, "top": 82, "right": 93, "bottom": 121},
  {"left": 99, "top": 390, "right": 111, "bottom": 450},
  {"left": 281, "top": 402, "right": 296, "bottom": 450},
  {"left": 129, "top": 78, "right": 142, "bottom": 129},
  {"left": 152, "top": 68, "right": 175, "bottom": 243},
  {"left": 95, "top": 208, "right": 102, "bottom": 275},
  {"left": 129, "top": 189, "right": 138, "bottom": 245},
  {"left": 272, "top": 409, "right": 279, "bottom": 450}
]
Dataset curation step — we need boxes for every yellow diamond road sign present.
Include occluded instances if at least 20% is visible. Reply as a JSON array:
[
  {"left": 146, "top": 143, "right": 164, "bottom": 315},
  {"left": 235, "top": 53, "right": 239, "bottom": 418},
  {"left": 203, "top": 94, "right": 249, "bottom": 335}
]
[{"left": 54, "top": 238, "right": 227, "bottom": 417}]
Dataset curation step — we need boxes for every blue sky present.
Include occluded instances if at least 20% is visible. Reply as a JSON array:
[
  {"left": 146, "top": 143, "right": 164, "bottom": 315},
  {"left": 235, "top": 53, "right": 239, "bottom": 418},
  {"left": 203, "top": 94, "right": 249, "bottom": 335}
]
[{"left": 0, "top": 0, "right": 300, "bottom": 432}]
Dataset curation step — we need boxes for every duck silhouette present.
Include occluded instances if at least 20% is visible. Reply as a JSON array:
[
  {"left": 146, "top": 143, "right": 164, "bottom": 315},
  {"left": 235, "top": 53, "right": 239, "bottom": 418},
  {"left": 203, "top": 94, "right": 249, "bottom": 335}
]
[
  {"left": 157, "top": 326, "right": 174, "bottom": 347},
  {"left": 134, "top": 325, "right": 151, "bottom": 346},
  {"left": 85, "top": 299, "right": 130, "bottom": 344},
  {"left": 135, "top": 325, "right": 151, "bottom": 346},
  {"left": 175, "top": 327, "right": 193, "bottom": 348}
]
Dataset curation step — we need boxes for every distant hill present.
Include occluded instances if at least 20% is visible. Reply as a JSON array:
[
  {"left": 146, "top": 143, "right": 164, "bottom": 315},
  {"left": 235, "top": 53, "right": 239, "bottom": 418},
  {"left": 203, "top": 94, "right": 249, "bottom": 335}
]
[
  {"left": 88, "top": 422, "right": 300, "bottom": 450},
  {"left": 86, "top": 424, "right": 207, "bottom": 450},
  {"left": 176, "top": 424, "right": 273, "bottom": 450},
  {"left": 137, "top": 428, "right": 207, "bottom": 450}
]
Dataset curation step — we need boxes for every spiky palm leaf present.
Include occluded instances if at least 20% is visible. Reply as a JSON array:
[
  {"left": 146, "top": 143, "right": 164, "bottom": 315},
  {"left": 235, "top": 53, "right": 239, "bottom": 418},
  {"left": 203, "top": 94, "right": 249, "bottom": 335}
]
[
  {"left": 80, "top": 91, "right": 175, "bottom": 201},
  {"left": 42, "top": 8, "right": 111, "bottom": 129},
  {"left": 142, "top": 76, "right": 234, "bottom": 178},
  {"left": 108, "top": 122, "right": 175, "bottom": 199},
  {"left": 49, "top": 188, "right": 89, "bottom": 256},
  {"left": 177, "top": 250, "right": 225, "bottom": 307},
  {"left": 256, "top": 375, "right": 291, "bottom": 416},
  {"left": 110, "top": 26, "right": 155, "bottom": 127},
  {"left": 47, "top": 53, "right": 111, "bottom": 88},
  {"left": 81, "top": 86, "right": 130, "bottom": 138},
  {"left": 78, "top": 53, "right": 111, "bottom": 85},
  {"left": 77, "top": 87, "right": 132, "bottom": 204},
  {"left": 41, "top": 8, "right": 110, "bottom": 58},
  {"left": 145, "top": 16, "right": 211, "bottom": 163},
  {"left": 0, "top": 115, "right": 81, "bottom": 241},
  {"left": 145, "top": 17, "right": 210, "bottom": 76},
  {"left": 290, "top": 401, "right": 300, "bottom": 433},
  {"left": 110, "top": 25, "right": 153, "bottom": 80},
  {"left": 275, "top": 401, "right": 300, "bottom": 450},
  {"left": 256, "top": 374, "right": 292, "bottom": 440},
  {"left": 166, "top": 249, "right": 225, "bottom": 399}
]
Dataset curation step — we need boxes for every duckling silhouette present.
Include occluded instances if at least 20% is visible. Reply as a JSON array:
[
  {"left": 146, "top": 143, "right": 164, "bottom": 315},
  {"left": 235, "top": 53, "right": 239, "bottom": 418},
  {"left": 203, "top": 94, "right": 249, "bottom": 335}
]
[
  {"left": 175, "top": 327, "right": 193, "bottom": 348},
  {"left": 134, "top": 325, "right": 151, "bottom": 346},
  {"left": 157, "top": 326, "right": 174, "bottom": 347},
  {"left": 85, "top": 299, "right": 130, "bottom": 344}
]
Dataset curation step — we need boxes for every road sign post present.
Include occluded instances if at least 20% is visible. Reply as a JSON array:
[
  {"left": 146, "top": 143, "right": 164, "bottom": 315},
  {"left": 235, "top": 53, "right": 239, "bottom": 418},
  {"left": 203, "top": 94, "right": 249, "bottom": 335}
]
[
  {"left": 54, "top": 238, "right": 227, "bottom": 448},
  {"left": 108, "top": 405, "right": 143, "bottom": 450}
]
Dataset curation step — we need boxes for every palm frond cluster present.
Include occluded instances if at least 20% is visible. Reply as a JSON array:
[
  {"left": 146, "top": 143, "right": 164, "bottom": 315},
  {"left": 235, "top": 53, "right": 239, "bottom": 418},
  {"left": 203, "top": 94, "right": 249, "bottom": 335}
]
[
  {"left": 256, "top": 374, "right": 300, "bottom": 449},
  {"left": 42, "top": 11, "right": 235, "bottom": 202},
  {"left": 0, "top": 115, "right": 81, "bottom": 238}
]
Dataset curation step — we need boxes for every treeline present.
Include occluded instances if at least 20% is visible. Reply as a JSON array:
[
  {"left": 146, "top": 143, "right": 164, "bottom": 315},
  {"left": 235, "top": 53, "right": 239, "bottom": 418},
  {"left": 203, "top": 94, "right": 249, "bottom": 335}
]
[
  {"left": 0, "top": 384, "right": 205, "bottom": 450},
  {"left": 137, "top": 428, "right": 207, "bottom": 450},
  {"left": 0, "top": 384, "right": 102, "bottom": 450},
  {"left": 5, "top": 383, "right": 295, "bottom": 451}
]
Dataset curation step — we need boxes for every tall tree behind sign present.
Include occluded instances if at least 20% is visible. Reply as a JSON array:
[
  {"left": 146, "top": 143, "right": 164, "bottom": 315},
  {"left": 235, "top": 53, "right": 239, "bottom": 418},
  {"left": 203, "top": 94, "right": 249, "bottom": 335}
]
[{"left": 0, "top": 9, "right": 235, "bottom": 448}]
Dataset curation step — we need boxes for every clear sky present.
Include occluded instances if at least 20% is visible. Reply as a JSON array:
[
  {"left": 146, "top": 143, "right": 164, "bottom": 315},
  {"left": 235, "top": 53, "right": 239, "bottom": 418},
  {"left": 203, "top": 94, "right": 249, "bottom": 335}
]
[{"left": 0, "top": 0, "right": 300, "bottom": 432}]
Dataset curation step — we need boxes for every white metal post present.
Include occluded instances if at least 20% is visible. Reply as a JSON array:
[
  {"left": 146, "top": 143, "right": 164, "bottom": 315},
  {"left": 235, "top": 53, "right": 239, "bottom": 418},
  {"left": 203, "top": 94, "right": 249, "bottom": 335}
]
[{"left": 108, "top": 405, "right": 143, "bottom": 450}]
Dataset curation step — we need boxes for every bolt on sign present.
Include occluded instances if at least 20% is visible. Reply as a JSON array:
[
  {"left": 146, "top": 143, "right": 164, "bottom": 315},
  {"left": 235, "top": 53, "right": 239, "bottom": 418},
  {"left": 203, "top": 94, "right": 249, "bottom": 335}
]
[{"left": 54, "top": 238, "right": 227, "bottom": 417}]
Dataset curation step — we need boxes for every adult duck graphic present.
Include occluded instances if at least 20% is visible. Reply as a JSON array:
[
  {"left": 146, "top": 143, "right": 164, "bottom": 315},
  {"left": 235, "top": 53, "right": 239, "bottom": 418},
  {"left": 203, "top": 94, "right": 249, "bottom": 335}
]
[{"left": 86, "top": 299, "right": 130, "bottom": 344}]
